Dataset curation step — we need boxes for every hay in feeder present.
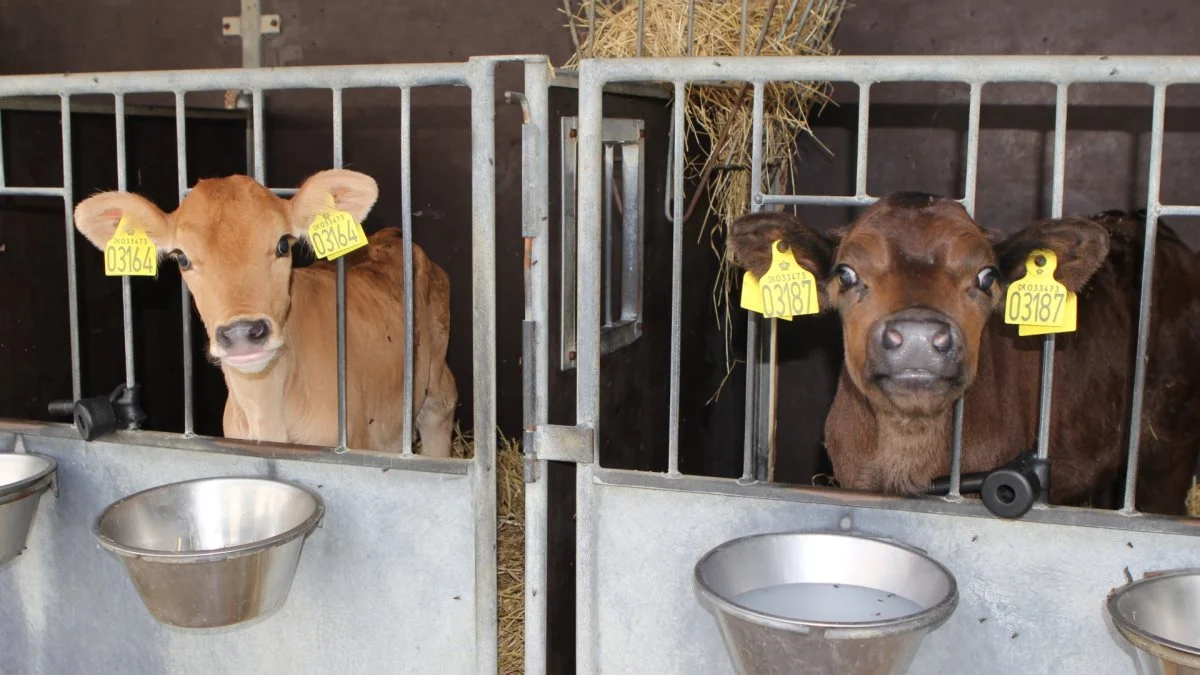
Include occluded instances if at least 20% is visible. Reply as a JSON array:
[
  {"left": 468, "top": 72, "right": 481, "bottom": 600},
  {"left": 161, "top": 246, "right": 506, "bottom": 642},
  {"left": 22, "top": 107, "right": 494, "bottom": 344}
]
[
  {"left": 448, "top": 424, "right": 525, "bottom": 674},
  {"left": 562, "top": 0, "right": 848, "bottom": 386},
  {"left": 1187, "top": 476, "right": 1200, "bottom": 517}
]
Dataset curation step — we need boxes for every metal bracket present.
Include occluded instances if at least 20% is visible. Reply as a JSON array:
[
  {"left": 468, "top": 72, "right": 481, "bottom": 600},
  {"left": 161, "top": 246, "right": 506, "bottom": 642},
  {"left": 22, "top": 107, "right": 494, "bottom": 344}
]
[
  {"left": 221, "top": 14, "right": 282, "bottom": 37},
  {"left": 523, "top": 424, "right": 595, "bottom": 483}
]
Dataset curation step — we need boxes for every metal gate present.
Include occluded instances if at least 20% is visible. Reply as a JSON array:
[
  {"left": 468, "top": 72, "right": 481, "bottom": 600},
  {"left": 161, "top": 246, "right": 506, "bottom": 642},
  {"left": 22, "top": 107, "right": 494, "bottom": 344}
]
[
  {"left": 522, "top": 55, "right": 1200, "bottom": 674},
  {"left": 0, "top": 55, "right": 551, "bottom": 675}
]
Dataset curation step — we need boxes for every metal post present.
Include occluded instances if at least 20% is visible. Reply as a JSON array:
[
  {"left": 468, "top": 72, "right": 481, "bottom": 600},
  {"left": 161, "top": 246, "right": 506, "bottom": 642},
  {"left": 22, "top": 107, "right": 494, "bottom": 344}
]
[
  {"left": 401, "top": 87, "right": 416, "bottom": 457},
  {"left": 174, "top": 92, "right": 194, "bottom": 435},
  {"left": 743, "top": 81, "right": 766, "bottom": 482},
  {"left": 115, "top": 94, "right": 137, "bottom": 408},
  {"left": 1123, "top": 84, "right": 1168, "bottom": 515},
  {"left": 332, "top": 87, "right": 348, "bottom": 452},
  {"left": 667, "top": 81, "right": 686, "bottom": 477},
  {"left": 60, "top": 95, "right": 81, "bottom": 404}
]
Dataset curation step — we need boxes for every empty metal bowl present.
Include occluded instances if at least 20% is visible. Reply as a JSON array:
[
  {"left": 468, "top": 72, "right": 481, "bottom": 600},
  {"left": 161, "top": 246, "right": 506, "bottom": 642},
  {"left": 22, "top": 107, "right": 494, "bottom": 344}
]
[
  {"left": 94, "top": 476, "right": 324, "bottom": 629},
  {"left": 1108, "top": 569, "right": 1200, "bottom": 674},
  {"left": 694, "top": 531, "right": 959, "bottom": 675},
  {"left": 0, "top": 452, "right": 57, "bottom": 565}
]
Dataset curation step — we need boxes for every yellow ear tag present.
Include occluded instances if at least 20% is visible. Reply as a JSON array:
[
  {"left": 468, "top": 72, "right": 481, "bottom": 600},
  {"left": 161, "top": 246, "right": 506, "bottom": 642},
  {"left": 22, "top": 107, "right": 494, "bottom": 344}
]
[
  {"left": 1003, "top": 248, "right": 1077, "bottom": 335},
  {"left": 307, "top": 197, "right": 368, "bottom": 261},
  {"left": 103, "top": 215, "right": 158, "bottom": 277},
  {"left": 738, "top": 240, "right": 819, "bottom": 321}
]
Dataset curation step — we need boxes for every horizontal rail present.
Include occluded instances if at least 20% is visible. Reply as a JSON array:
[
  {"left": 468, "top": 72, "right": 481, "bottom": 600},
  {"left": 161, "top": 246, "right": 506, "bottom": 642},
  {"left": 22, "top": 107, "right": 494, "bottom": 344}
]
[
  {"left": 0, "top": 186, "right": 65, "bottom": 197},
  {"left": 580, "top": 54, "right": 1200, "bottom": 85},
  {"left": 0, "top": 62, "right": 473, "bottom": 97}
]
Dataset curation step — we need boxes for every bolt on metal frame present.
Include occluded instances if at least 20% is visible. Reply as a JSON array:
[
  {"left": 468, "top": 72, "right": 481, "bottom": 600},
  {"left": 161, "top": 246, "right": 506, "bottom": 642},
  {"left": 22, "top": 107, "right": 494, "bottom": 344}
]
[
  {"left": 0, "top": 56, "right": 553, "bottom": 675},
  {"left": 567, "top": 54, "right": 1200, "bottom": 673}
]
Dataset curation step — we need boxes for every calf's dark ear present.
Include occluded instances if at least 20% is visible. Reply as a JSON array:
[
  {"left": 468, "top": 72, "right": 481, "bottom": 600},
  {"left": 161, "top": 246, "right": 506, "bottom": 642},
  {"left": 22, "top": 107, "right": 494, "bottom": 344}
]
[
  {"left": 993, "top": 216, "right": 1110, "bottom": 293},
  {"left": 726, "top": 211, "right": 838, "bottom": 280}
]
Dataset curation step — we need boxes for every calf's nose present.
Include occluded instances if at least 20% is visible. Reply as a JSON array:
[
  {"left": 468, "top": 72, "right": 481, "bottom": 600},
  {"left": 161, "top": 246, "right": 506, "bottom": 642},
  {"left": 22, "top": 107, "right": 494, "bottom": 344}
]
[
  {"left": 215, "top": 318, "right": 272, "bottom": 349},
  {"left": 873, "top": 308, "right": 961, "bottom": 374}
]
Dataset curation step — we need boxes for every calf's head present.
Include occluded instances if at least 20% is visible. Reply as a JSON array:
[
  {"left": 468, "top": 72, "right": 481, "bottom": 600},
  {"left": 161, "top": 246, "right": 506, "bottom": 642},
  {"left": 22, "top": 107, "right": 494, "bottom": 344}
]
[
  {"left": 74, "top": 169, "right": 379, "bottom": 374},
  {"left": 728, "top": 193, "right": 1110, "bottom": 418}
]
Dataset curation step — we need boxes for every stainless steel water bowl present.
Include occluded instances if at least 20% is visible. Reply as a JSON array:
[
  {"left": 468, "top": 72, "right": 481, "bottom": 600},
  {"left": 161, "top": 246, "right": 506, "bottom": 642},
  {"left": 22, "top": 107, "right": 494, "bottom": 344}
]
[
  {"left": 94, "top": 476, "right": 325, "bottom": 629},
  {"left": 1108, "top": 569, "right": 1200, "bottom": 674},
  {"left": 0, "top": 453, "right": 57, "bottom": 565},
  {"left": 694, "top": 531, "right": 959, "bottom": 675}
]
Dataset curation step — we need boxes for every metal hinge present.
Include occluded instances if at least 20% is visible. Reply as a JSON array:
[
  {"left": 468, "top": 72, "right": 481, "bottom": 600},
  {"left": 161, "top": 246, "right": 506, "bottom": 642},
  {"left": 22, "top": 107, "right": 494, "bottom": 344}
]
[
  {"left": 221, "top": 14, "right": 282, "bottom": 38},
  {"left": 522, "top": 424, "right": 594, "bottom": 483}
]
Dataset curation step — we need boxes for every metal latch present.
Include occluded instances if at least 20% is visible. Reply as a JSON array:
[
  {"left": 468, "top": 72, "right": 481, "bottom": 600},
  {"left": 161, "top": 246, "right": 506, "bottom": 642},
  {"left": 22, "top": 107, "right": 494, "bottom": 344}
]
[{"left": 522, "top": 424, "right": 595, "bottom": 483}]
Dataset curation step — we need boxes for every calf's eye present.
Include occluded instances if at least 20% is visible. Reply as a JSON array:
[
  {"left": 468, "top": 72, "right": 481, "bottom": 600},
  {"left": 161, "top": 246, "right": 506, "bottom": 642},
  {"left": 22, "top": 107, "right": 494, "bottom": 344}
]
[
  {"left": 172, "top": 251, "right": 192, "bottom": 271},
  {"left": 976, "top": 266, "right": 999, "bottom": 292},
  {"left": 275, "top": 235, "right": 291, "bottom": 258},
  {"left": 834, "top": 264, "right": 858, "bottom": 290}
]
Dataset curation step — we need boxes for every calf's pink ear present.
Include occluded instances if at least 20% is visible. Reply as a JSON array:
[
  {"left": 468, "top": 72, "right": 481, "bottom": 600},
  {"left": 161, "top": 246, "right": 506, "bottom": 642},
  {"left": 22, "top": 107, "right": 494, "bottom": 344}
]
[
  {"left": 726, "top": 211, "right": 839, "bottom": 280},
  {"left": 993, "top": 216, "right": 1110, "bottom": 293},
  {"left": 288, "top": 169, "right": 380, "bottom": 238},
  {"left": 73, "top": 191, "right": 174, "bottom": 252}
]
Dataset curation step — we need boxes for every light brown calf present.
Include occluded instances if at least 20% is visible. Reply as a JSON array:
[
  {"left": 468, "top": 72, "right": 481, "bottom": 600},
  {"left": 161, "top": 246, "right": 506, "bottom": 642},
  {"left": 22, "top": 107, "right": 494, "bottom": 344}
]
[{"left": 73, "top": 169, "right": 457, "bottom": 457}]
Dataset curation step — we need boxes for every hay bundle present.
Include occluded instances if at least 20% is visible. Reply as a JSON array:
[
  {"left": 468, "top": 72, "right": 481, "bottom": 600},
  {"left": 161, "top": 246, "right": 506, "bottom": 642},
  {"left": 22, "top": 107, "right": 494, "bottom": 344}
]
[
  {"left": 561, "top": 0, "right": 848, "bottom": 382},
  {"left": 450, "top": 425, "right": 525, "bottom": 674}
]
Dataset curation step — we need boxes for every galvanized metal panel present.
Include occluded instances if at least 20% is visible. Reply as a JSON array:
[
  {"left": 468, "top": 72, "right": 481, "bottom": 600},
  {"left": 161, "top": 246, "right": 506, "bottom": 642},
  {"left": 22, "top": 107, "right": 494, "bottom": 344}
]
[
  {"left": 587, "top": 472, "right": 1200, "bottom": 675},
  {"left": 0, "top": 433, "right": 480, "bottom": 675}
]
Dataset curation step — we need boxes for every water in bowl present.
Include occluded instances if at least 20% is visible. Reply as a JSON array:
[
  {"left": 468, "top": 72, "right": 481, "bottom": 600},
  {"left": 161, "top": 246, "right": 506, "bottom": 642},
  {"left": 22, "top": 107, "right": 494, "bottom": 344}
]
[{"left": 733, "top": 582, "right": 923, "bottom": 623}]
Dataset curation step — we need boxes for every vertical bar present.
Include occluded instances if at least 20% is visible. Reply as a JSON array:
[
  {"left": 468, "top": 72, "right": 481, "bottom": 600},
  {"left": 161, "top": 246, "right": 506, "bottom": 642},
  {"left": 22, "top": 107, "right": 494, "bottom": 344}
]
[
  {"left": 469, "top": 58, "right": 499, "bottom": 675},
  {"left": 1036, "top": 83, "right": 1070, "bottom": 464},
  {"left": 1123, "top": 84, "right": 1168, "bottom": 514},
  {"left": 667, "top": 81, "right": 686, "bottom": 477},
  {"left": 175, "top": 92, "right": 194, "bottom": 434},
  {"left": 740, "top": 0, "right": 749, "bottom": 55},
  {"left": 240, "top": 0, "right": 262, "bottom": 69},
  {"left": 587, "top": 0, "right": 596, "bottom": 57},
  {"left": 603, "top": 144, "right": 615, "bottom": 326},
  {"left": 742, "top": 81, "right": 766, "bottom": 481},
  {"left": 522, "top": 58, "right": 551, "bottom": 675},
  {"left": 636, "top": 0, "right": 645, "bottom": 58},
  {"left": 400, "top": 87, "right": 415, "bottom": 457},
  {"left": 687, "top": 0, "right": 696, "bottom": 56},
  {"left": 332, "top": 87, "right": 348, "bottom": 451},
  {"left": 61, "top": 95, "right": 81, "bottom": 403},
  {"left": 948, "top": 82, "right": 982, "bottom": 498},
  {"left": 576, "top": 61, "right": 604, "bottom": 675},
  {"left": 0, "top": 108, "right": 6, "bottom": 187},
  {"left": 115, "top": 94, "right": 136, "bottom": 393},
  {"left": 252, "top": 89, "right": 265, "bottom": 182},
  {"left": 854, "top": 82, "right": 871, "bottom": 198}
]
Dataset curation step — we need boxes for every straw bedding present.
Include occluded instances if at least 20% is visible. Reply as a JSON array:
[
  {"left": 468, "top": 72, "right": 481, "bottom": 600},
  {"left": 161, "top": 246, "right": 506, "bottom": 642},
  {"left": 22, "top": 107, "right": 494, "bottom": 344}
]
[{"left": 562, "top": 0, "right": 849, "bottom": 383}]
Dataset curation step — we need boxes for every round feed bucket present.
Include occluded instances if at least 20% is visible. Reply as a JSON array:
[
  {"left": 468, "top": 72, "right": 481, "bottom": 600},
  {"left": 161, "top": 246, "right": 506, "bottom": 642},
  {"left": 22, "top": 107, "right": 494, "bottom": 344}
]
[
  {"left": 94, "top": 476, "right": 324, "bottom": 629},
  {"left": 0, "top": 453, "right": 57, "bottom": 565},
  {"left": 694, "top": 531, "right": 958, "bottom": 675},
  {"left": 1108, "top": 569, "right": 1200, "bottom": 674}
]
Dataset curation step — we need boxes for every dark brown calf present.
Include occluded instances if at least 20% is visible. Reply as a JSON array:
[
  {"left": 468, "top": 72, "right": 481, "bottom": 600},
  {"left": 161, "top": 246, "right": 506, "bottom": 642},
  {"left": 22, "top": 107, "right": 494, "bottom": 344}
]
[{"left": 728, "top": 193, "right": 1200, "bottom": 516}]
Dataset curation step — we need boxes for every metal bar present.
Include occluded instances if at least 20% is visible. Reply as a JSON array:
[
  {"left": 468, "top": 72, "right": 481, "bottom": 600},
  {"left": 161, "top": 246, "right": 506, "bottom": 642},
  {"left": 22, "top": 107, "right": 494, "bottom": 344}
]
[
  {"left": 1123, "top": 84, "right": 1168, "bottom": 515},
  {"left": 947, "top": 82, "right": 983, "bottom": 498},
  {"left": 603, "top": 144, "right": 614, "bottom": 327},
  {"left": 778, "top": 0, "right": 803, "bottom": 42},
  {"left": 60, "top": 95, "right": 81, "bottom": 404},
  {"left": 331, "top": 88, "right": 348, "bottom": 452},
  {"left": 686, "top": 0, "right": 696, "bottom": 56},
  {"left": 743, "top": 81, "right": 766, "bottom": 480},
  {"left": 0, "top": 109, "right": 6, "bottom": 187},
  {"left": 240, "top": 0, "right": 262, "bottom": 70},
  {"left": 521, "top": 58, "right": 551, "bottom": 675},
  {"left": 1158, "top": 204, "right": 1200, "bottom": 217},
  {"left": 115, "top": 94, "right": 136, "bottom": 394},
  {"left": 667, "top": 82, "right": 686, "bottom": 478},
  {"left": 588, "top": 0, "right": 596, "bottom": 58},
  {"left": 855, "top": 82, "right": 870, "bottom": 197},
  {"left": 468, "top": 58, "right": 499, "bottom": 675},
  {"left": 0, "top": 63, "right": 472, "bottom": 97},
  {"left": 759, "top": 193, "right": 878, "bottom": 207},
  {"left": 576, "top": 55, "right": 1200, "bottom": 86},
  {"left": 401, "top": 87, "right": 415, "bottom": 457},
  {"left": 740, "top": 0, "right": 749, "bottom": 55},
  {"left": 636, "top": 0, "right": 645, "bottom": 58},
  {"left": 0, "top": 186, "right": 66, "bottom": 197},
  {"left": 576, "top": 60, "right": 605, "bottom": 675},
  {"left": 1035, "top": 84, "right": 1071, "bottom": 465},
  {"left": 175, "top": 92, "right": 194, "bottom": 436},
  {"left": 252, "top": 89, "right": 265, "bottom": 182}
]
